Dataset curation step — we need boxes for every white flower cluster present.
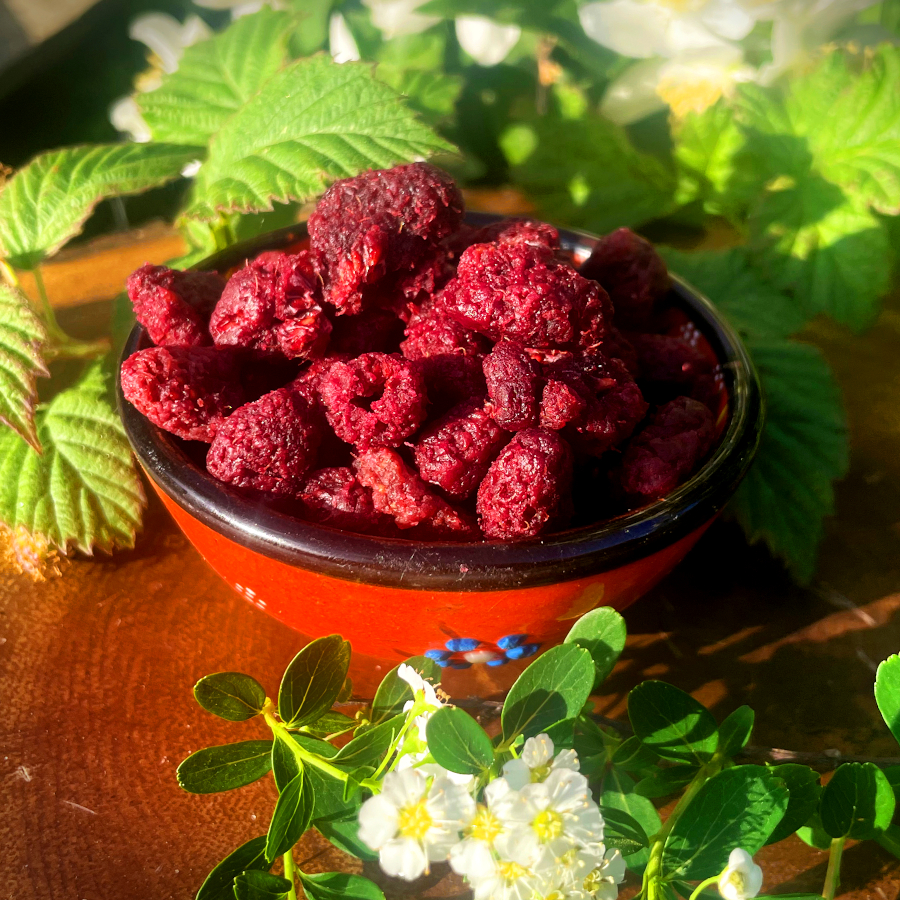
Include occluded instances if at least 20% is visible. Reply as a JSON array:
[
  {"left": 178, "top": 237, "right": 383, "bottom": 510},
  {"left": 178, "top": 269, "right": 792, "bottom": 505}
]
[{"left": 359, "top": 686, "right": 625, "bottom": 900}]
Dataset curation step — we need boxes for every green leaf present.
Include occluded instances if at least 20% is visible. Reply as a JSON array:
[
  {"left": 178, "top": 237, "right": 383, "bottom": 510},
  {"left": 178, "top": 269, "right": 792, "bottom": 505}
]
[
  {"left": 610, "top": 735, "right": 659, "bottom": 774},
  {"left": 265, "top": 769, "right": 315, "bottom": 862},
  {"left": 371, "top": 656, "right": 440, "bottom": 725},
  {"left": 233, "top": 870, "right": 293, "bottom": 900},
  {"left": 602, "top": 806, "right": 650, "bottom": 856},
  {"left": 500, "top": 643, "right": 595, "bottom": 744},
  {"left": 342, "top": 765, "right": 375, "bottom": 804},
  {"left": 765, "top": 764, "right": 822, "bottom": 845},
  {"left": 272, "top": 732, "right": 335, "bottom": 792},
  {"left": 717, "top": 706, "right": 754, "bottom": 758},
  {"left": 876, "top": 654, "right": 900, "bottom": 745},
  {"left": 628, "top": 681, "right": 718, "bottom": 765},
  {"left": 196, "top": 836, "right": 272, "bottom": 900},
  {"left": 139, "top": 8, "right": 292, "bottom": 147},
  {"left": 875, "top": 823, "right": 900, "bottom": 862},
  {"left": 278, "top": 634, "right": 351, "bottom": 728},
  {"left": 0, "top": 144, "right": 196, "bottom": 269},
  {"left": 299, "top": 872, "right": 385, "bottom": 900},
  {"left": 308, "top": 710, "right": 357, "bottom": 736},
  {"left": 426, "top": 706, "right": 494, "bottom": 775},
  {"left": 193, "top": 672, "right": 267, "bottom": 722},
  {"left": 657, "top": 247, "right": 809, "bottom": 340},
  {"left": 663, "top": 765, "right": 789, "bottom": 880},
  {"left": 177, "top": 740, "right": 273, "bottom": 794},
  {"left": 0, "top": 283, "right": 48, "bottom": 450},
  {"left": 187, "top": 57, "right": 453, "bottom": 220},
  {"left": 564, "top": 607, "right": 626, "bottom": 689},
  {"left": 0, "top": 360, "right": 145, "bottom": 553},
  {"left": 500, "top": 93, "right": 675, "bottom": 233},
  {"left": 819, "top": 761, "right": 895, "bottom": 840},
  {"left": 543, "top": 717, "right": 576, "bottom": 750},
  {"left": 332, "top": 714, "right": 405, "bottom": 770},
  {"left": 796, "top": 811, "right": 833, "bottom": 850},
  {"left": 633, "top": 765, "right": 699, "bottom": 799},
  {"left": 600, "top": 766, "right": 662, "bottom": 871},
  {"left": 729, "top": 339, "right": 848, "bottom": 583},
  {"left": 573, "top": 715, "right": 614, "bottom": 780}
]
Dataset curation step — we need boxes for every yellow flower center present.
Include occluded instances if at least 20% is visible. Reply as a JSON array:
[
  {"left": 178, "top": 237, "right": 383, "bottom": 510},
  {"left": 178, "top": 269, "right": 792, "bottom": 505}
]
[
  {"left": 397, "top": 800, "right": 433, "bottom": 840},
  {"left": 530, "top": 762, "right": 552, "bottom": 782},
  {"left": 497, "top": 860, "right": 530, "bottom": 884},
  {"left": 722, "top": 870, "right": 747, "bottom": 895},
  {"left": 584, "top": 866, "right": 606, "bottom": 893},
  {"left": 532, "top": 809, "right": 565, "bottom": 842},
  {"left": 470, "top": 806, "right": 504, "bottom": 844}
]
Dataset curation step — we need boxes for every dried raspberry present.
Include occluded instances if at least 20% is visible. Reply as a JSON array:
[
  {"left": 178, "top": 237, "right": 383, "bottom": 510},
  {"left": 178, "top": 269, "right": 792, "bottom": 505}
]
[
  {"left": 120, "top": 346, "right": 244, "bottom": 442},
  {"left": 442, "top": 242, "right": 613, "bottom": 350},
  {"left": 298, "top": 467, "right": 390, "bottom": 533},
  {"left": 330, "top": 306, "right": 405, "bottom": 356},
  {"left": 206, "top": 386, "right": 321, "bottom": 496},
  {"left": 628, "top": 333, "right": 713, "bottom": 386},
  {"left": 446, "top": 218, "right": 560, "bottom": 258},
  {"left": 417, "top": 354, "right": 487, "bottom": 418},
  {"left": 476, "top": 429, "right": 574, "bottom": 540},
  {"left": 539, "top": 379, "right": 586, "bottom": 430},
  {"left": 309, "top": 163, "right": 464, "bottom": 315},
  {"left": 542, "top": 352, "right": 648, "bottom": 454},
  {"left": 483, "top": 341, "right": 542, "bottom": 431},
  {"left": 579, "top": 228, "right": 669, "bottom": 330},
  {"left": 127, "top": 264, "right": 224, "bottom": 347},
  {"left": 355, "top": 447, "right": 478, "bottom": 538},
  {"left": 318, "top": 352, "right": 427, "bottom": 450},
  {"left": 617, "top": 396, "right": 715, "bottom": 500},
  {"left": 209, "top": 251, "right": 331, "bottom": 360},
  {"left": 601, "top": 328, "right": 639, "bottom": 376},
  {"left": 414, "top": 399, "right": 510, "bottom": 498},
  {"left": 401, "top": 297, "right": 490, "bottom": 361}
]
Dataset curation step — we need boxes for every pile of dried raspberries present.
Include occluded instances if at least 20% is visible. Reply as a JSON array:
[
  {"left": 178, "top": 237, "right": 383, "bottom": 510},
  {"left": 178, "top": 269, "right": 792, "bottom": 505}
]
[{"left": 121, "top": 162, "right": 721, "bottom": 542}]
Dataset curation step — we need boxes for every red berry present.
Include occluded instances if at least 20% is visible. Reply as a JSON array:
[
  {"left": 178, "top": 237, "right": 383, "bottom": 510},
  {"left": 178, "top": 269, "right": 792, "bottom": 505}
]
[{"left": 483, "top": 340, "right": 542, "bottom": 431}]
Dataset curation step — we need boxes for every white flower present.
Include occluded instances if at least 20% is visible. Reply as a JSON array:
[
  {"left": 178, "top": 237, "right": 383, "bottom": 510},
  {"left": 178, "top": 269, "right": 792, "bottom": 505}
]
[
  {"left": 398, "top": 663, "right": 441, "bottom": 708},
  {"left": 718, "top": 848, "right": 763, "bottom": 900},
  {"left": 502, "top": 734, "right": 581, "bottom": 791},
  {"left": 330, "top": 13, "right": 361, "bottom": 64},
  {"left": 363, "top": 0, "right": 439, "bottom": 38},
  {"left": 580, "top": 847, "right": 627, "bottom": 900},
  {"left": 358, "top": 768, "right": 475, "bottom": 880},
  {"left": 129, "top": 12, "right": 211, "bottom": 74},
  {"left": 109, "top": 96, "right": 152, "bottom": 143},
  {"left": 450, "top": 778, "right": 522, "bottom": 881},
  {"left": 455, "top": 16, "right": 521, "bottom": 66}
]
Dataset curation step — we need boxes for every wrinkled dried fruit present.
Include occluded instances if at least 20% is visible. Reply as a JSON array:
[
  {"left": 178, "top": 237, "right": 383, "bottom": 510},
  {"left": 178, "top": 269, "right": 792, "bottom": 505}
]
[
  {"left": 318, "top": 352, "right": 427, "bottom": 450},
  {"left": 617, "top": 396, "right": 715, "bottom": 500},
  {"left": 298, "top": 466, "right": 389, "bottom": 533},
  {"left": 120, "top": 346, "right": 244, "bottom": 441},
  {"left": 206, "top": 386, "right": 321, "bottom": 495},
  {"left": 401, "top": 296, "right": 489, "bottom": 361},
  {"left": 447, "top": 218, "right": 560, "bottom": 257},
  {"left": 477, "top": 428, "right": 574, "bottom": 540},
  {"left": 127, "top": 264, "right": 224, "bottom": 347},
  {"left": 483, "top": 340, "right": 542, "bottom": 431},
  {"left": 414, "top": 399, "right": 510, "bottom": 498},
  {"left": 628, "top": 332, "right": 712, "bottom": 385}
]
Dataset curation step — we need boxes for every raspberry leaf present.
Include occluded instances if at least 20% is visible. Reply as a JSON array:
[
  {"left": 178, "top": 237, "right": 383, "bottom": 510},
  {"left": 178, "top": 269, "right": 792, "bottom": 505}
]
[
  {"left": 729, "top": 339, "right": 848, "bottom": 583},
  {"left": 138, "top": 7, "right": 293, "bottom": 147},
  {"left": 185, "top": 56, "right": 453, "bottom": 220},
  {"left": 0, "top": 283, "right": 49, "bottom": 451},
  {"left": 0, "top": 144, "right": 198, "bottom": 269},
  {"left": 0, "top": 360, "right": 146, "bottom": 554}
]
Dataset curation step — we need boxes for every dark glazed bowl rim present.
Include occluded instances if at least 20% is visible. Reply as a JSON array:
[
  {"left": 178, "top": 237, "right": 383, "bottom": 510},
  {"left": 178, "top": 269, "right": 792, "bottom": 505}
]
[{"left": 117, "top": 215, "right": 764, "bottom": 591}]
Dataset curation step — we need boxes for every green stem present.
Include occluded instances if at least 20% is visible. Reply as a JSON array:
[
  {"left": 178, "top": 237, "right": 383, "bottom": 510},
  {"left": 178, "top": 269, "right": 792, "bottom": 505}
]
[
  {"left": 264, "top": 707, "right": 350, "bottom": 784},
  {"left": 283, "top": 849, "right": 299, "bottom": 900},
  {"left": 822, "top": 836, "right": 845, "bottom": 900},
  {"left": 688, "top": 875, "right": 719, "bottom": 900},
  {"left": 371, "top": 706, "right": 421, "bottom": 781}
]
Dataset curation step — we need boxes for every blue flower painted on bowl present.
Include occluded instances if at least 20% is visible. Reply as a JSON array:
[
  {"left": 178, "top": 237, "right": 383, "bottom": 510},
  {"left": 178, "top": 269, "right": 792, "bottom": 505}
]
[{"left": 425, "top": 634, "right": 541, "bottom": 668}]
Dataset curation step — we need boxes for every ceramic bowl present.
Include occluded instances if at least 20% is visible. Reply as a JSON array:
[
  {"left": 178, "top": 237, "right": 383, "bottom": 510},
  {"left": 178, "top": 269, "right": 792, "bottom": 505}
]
[{"left": 117, "top": 215, "right": 763, "bottom": 667}]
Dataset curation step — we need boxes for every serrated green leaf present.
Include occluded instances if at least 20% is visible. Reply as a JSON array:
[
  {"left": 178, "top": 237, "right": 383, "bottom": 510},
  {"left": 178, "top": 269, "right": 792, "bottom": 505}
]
[
  {"left": 633, "top": 765, "right": 698, "bottom": 799},
  {"left": 0, "top": 282, "right": 48, "bottom": 450},
  {"left": 139, "top": 8, "right": 293, "bottom": 147},
  {"left": 233, "top": 870, "right": 293, "bottom": 900},
  {"left": 876, "top": 654, "right": 900, "bottom": 745},
  {"left": 278, "top": 634, "right": 351, "bottom": 728},
  {"left": 371, "top": 656, "right": 440, "bottom": 725},
  {"left": 0, "top": 360, "right": 145, "bottom": 553},
  {"left": 765, "top": 764, "right": 821, "bottom": 845},
  {"left": 196, "top": 836, "right": 272, "bottom": 900},
  {"left": 501, "top": 643, "right": 595, "bottom": 744},
  {"left": 820, "top": 761, "right": 895, "bottom": 840},
  {"left": 299, "top": 872, "right": 385, "bottom": 900},
  {"left": 628, "top": 681, "right": 718, "bottom": 765},
  {"left": 186, "top": 56, "right": 453, "bottom": 220},
  {"left": 177, "top": 740, "right": 273, "bottom": 794},
  {"left": 663, "top": 766, "right": 789, "bottom": 880},
  {"left": 717, "top": 706, "right": 754, "bottom": 758},
  {"left": 657, "top": 247, "right": 809, "bottom": 340},
  {"left": 0, "top": 144, "right": 196, "bottom": 269},
  {"left": 564, "top": 607, "right": 626, "bottom": 689},
  {"left": 426, "top": 706, "right": 493, "bottom": 775},
  {"left": 266, "top": 769, "right": 315, "bottom": 862},
  {"left": 194, "top": 672, "right": 267, "bottom": 722},
  {"left": 729, "top": 339, "right": 848, "bottom": 582}
]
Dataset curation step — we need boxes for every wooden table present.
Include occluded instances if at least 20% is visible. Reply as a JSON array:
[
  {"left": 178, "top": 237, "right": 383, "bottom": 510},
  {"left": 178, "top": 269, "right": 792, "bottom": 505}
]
[{"left": 2, "top": 223, "right": 899, "bottom": 900}]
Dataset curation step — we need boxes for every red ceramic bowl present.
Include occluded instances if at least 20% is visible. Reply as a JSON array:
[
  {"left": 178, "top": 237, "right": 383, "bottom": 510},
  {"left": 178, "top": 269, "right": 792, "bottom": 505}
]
[{"left": 117, "top": 216, "right": 763, "bottom": 668}]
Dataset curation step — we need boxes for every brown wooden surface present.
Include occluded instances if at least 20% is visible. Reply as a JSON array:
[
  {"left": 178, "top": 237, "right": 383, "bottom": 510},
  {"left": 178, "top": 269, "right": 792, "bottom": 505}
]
[{"left": 1, "top": 224, "right": 900, "bottom": 899}]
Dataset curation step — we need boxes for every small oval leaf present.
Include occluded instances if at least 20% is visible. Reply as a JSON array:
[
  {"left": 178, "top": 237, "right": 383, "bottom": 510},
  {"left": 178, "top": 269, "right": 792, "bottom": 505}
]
[
  {"left": 194, "top": 672, "right": 267, "bottom": 722},
  {"left": 265, "top": 769, "right": 316, "bottom": 862},
  {"left": 564, "top": 607, "right": 627, "bottom": 688},
  {"left": 426, "top": 706, "right": 493, "bottom": 775},
  {"left": 233, "top": 870, "right": 293, "bottom": 900},
  {"left": 820, "top": 761, "right": 895, "bottom": 840},
  {"left": 717, "top": 706, "right": 754, "bottom": 758},
  {"left": 765, "top": 764, "right": 821, "bottom": 845},
  {"left": 177, "top": 740, "right": 273, "bottom": 794},
  {"left": 299, "top": 872, "right": 386, "bottom": 900},
  {"left": 278, "top": 635, "right": 351, "bottom": 728},
  {"left": 196, "top": 836, "right": 271, "bottom": 900}
]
